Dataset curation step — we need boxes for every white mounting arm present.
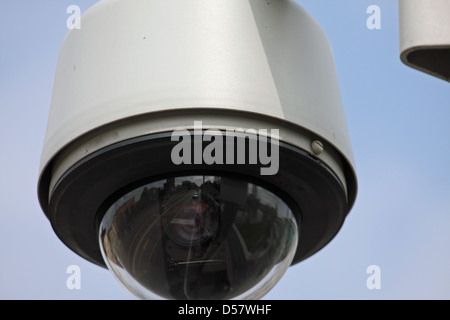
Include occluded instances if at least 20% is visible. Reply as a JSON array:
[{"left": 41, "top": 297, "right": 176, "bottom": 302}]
[{"left": 399, "top": 0, "right": 450, "bottom": 82}]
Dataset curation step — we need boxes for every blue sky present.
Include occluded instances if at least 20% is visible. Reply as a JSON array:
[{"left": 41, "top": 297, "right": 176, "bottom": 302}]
[{"left": 1, "top": 0, "right": 449, "bottom": 300}]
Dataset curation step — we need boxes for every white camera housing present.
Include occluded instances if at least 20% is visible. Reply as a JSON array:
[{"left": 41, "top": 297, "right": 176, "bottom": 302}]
[
  {"left": 399, "top": 0, "right": 450, "bottom": 81},
  {"left": 38, "top": 0, "right": 357, "bottom": 299}
]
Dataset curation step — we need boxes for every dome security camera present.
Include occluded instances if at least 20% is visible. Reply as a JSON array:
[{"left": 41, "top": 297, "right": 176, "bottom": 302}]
[{"left": 38, "top": 0, "right": 357, "bottom": 300}]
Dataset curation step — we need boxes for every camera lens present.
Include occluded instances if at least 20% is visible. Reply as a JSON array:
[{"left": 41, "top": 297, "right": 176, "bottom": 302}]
[
  {"left": 99, "top": 175, "right": 298, "bottom": 300},
  {"left": 161, "top": 190, "right": 219, "bottom": 246}
]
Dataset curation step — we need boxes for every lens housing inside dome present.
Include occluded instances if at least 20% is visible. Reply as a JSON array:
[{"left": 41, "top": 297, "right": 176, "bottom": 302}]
[
  {"left": 99, "top": 175, "right": 298, "bottom": 300},
  {"left": 161, "top": 189, "right": 219, "bottom": 247}
]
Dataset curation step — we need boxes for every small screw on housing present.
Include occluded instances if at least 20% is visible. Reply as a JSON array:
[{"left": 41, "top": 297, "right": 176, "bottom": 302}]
[{"left": 311, "top": 140, "right": 324, "bottom": 155}]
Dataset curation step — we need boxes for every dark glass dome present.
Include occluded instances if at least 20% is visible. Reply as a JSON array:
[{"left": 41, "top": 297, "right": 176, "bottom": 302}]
[{"left": 99, "top": 175, "right": 298, "bottom": 300}]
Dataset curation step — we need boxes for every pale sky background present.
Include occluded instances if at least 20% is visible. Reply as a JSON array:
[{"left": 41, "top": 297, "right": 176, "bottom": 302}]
[{"left": 1, "top": 0, "right": 449, "bottom": 300}]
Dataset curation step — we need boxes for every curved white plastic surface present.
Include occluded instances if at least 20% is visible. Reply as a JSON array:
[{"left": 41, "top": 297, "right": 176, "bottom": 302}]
[
  {"left": 399, "top": 0, "right": 450, "bottom": 81},
  {"left": 39, "top": 0, "right": 357, "bottom": 205}
]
